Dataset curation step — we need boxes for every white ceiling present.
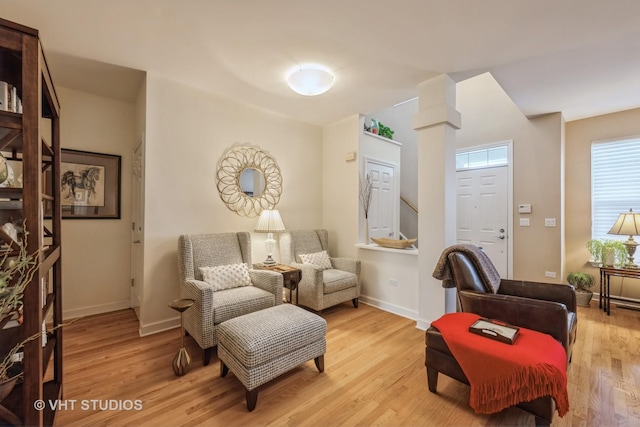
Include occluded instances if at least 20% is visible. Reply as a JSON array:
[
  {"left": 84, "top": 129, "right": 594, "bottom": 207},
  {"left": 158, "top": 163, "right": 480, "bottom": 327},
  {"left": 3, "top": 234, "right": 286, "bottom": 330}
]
[{"left": 2, "top": 0, "right": 640, "bottom": 126}]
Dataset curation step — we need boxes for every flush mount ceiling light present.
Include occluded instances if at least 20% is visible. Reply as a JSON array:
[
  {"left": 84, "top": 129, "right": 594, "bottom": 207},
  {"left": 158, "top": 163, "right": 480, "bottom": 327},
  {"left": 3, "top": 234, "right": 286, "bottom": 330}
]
[{"left": 287, "top": 65, "right": 335, "bottom": 96}]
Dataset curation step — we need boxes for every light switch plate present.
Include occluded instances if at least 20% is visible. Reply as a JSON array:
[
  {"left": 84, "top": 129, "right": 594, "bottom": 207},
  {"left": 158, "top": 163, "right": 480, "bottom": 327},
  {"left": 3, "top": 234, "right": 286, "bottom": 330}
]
[
  {"left": 518, "top": 204, "right": 532, "bottom": 214},
  {"left": 519, "top": 218, "right": 530, "bottom": 227},
  {"left": 545, "top": 218, "right": 556, "bottom": 227}
]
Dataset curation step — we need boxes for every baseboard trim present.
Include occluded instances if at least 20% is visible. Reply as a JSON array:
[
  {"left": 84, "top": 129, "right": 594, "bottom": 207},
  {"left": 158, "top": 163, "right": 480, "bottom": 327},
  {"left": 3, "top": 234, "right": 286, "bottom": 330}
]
[
  {"left": 359, "top": 295, "right": 418, "bottom": 322},
  {"left": 139, "top": 316, "right": 180, "bottom": 337},
  {"left": 63, "top": 300, "right": 130, "bottom": 320}
]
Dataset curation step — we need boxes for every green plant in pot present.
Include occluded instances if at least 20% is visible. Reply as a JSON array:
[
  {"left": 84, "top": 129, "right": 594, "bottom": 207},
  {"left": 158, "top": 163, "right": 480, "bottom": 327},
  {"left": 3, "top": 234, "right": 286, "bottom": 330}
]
[
  {"left": 567, "top": 272, "right": 595, "bottom": 306},
  {"left": 587, "top": 239, "right": 628, "bottom": 267}
]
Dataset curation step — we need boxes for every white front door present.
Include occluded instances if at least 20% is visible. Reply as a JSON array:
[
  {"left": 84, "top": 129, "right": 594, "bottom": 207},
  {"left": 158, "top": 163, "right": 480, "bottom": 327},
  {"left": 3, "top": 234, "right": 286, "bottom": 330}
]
[
  {"left": 366, "top": 160, "right": 396, "bottom": 240},
  {"left": 130, "top": 138, "right": 144, "bottom": 319},
  {"left": 456, "top": 166, "right": 508, "bottom": 277}
]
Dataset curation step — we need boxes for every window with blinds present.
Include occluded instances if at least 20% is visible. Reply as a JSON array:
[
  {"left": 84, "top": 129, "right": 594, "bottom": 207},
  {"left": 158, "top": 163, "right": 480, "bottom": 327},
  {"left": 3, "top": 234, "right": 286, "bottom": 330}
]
[{"left": 591, "top": 137, "right": 640, "bottom": 240}]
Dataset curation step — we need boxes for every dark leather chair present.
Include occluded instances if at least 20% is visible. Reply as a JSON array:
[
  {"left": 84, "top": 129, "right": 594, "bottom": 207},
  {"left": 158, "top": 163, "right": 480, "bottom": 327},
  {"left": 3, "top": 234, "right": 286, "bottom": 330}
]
[{"left": 426, "top": 245, "right": 577, "bottom": 426}]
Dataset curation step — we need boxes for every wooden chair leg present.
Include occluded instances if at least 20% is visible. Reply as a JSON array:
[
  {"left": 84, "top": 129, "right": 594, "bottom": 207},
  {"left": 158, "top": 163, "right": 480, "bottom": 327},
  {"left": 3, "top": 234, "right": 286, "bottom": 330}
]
[
  {"left": 314, "top": 355, "right": 325, "bottom": 372},
  {"left": 426, "top": 366, "right": 438, "bottom": 393},
  {"left": 220, "top": 361, "right": 229, "bottom": 377},
  {"left": 246, "top": 388, "right": 258, "bottom": 412},
  {"left": 203, "top": 348, "right": 212, "bottom": 366},
  {"left": 352, "top": 298, "right": 359, "bottom": 308}
]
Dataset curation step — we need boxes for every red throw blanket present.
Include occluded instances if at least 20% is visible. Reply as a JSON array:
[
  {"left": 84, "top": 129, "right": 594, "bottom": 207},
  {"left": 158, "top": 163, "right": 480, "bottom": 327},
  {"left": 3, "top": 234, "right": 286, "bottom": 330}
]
[{"left": 432, "top": 312, "right": 569, "bottom": 416}]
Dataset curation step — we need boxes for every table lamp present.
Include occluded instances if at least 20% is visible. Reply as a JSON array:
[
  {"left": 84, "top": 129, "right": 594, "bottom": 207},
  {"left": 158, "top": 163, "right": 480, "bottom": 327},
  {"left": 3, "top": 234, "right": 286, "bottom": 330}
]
[
  {"left": 254, "top": 209, "right": 285, "bottom": 265},
  {"left": 607, "top": 208, "right": 640, "bottom": 268}
]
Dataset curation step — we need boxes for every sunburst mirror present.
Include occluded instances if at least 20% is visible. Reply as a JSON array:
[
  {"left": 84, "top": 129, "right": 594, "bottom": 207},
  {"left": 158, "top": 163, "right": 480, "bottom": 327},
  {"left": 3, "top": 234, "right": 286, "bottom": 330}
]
[{"left": 216, "top": 145, "right": 282, "bottom": 217}]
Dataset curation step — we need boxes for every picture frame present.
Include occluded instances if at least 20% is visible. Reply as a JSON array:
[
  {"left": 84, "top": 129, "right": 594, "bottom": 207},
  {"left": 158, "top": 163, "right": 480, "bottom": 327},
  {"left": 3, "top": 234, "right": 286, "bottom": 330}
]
[{"left": 57, "top": 149, "right": 121, "bottom": 219}]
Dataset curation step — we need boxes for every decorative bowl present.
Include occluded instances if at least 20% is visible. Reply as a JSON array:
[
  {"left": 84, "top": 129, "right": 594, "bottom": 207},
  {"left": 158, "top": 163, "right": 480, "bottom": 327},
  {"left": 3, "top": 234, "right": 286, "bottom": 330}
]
[{"left": 371, "top": 237, "right": 417, "bottom": 249}]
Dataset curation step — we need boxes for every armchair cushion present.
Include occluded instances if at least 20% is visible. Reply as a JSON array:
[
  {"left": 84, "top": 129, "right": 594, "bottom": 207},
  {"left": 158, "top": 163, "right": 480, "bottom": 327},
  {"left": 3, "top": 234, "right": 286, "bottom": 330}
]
[
  {"left": 323, "top": 269, "right": 358, "bottom": 294},
  {"left": 300, "top": 250, "right": 333, "bottom": 270},
  {"left": 211, "top": 286, "right": 276, "bottom": 324},
  {"left": 199, "top": 263, "right": 251, "bottom": 291}
]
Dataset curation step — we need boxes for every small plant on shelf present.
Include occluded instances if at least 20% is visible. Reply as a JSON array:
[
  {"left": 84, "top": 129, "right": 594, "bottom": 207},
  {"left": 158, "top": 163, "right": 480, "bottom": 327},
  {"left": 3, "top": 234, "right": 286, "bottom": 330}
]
[
  {"left": 378, "top": 122, "right": 394, "bottom": 140},
  {"left": 587, "top": 238, "right": 628, "bottom": 267}
]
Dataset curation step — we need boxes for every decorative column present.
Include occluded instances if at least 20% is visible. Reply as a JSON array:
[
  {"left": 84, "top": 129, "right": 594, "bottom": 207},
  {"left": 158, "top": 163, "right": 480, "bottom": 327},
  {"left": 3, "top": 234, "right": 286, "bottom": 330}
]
[{"left": 413, "top": 74, "right": 461, "bottom": 329}]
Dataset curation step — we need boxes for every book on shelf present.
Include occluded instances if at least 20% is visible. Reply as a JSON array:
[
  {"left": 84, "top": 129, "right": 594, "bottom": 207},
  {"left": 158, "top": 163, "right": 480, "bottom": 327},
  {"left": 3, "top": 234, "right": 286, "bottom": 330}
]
[
  {"left": 0, "top": 81, "right": 8, "bottom": 112},
  {"left": 0, "top": 81, "right": 22, "bottom": 113}
]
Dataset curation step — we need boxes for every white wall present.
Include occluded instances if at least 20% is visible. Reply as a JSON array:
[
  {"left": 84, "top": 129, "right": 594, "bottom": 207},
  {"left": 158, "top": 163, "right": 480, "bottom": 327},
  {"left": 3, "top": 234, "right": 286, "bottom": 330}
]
[
  {"left": 365, "top": 102, "right": 419, "bottom": 241},
  {"left": 358, "top": 118, "right": 402, "bottom": 242},
  {"left": 357, "top": 246, "right": 418, "bottom": 319},
  {"left": 57, "top": 87, "right": 135, "bottom": 319},
  {"left": 141, "top": 74, "right": 323, "bottom": 334},
  {"left": 456, "top": 73, "right": 564, "bottom": 282},
  {"left": 322, "top": 115, "right": 360, "bottom": 258}
]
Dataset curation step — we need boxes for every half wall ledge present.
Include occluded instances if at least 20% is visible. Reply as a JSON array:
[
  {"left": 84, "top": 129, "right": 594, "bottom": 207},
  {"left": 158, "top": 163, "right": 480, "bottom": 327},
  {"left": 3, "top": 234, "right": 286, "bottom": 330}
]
[{"left": 355, "top": 243, "right": 418, "bottom": 255}]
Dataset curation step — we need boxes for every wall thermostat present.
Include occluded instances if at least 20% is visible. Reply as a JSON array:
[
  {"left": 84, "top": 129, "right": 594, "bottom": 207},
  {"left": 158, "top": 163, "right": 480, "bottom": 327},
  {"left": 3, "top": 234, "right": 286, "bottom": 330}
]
[{"left": 518, "top": 204, "right": 532, "bottom": 214}]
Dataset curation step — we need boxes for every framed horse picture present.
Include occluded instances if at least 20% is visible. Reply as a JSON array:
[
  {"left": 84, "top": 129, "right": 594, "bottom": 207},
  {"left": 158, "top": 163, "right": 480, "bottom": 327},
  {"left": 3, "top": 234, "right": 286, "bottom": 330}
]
[{"left": 57, "top": 149, "right": 121, "bottom": 219}]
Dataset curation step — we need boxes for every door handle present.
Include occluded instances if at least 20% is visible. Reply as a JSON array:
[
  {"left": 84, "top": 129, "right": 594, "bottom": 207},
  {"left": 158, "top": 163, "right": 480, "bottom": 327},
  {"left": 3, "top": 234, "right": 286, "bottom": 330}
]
[
  {"left": 498, "top": 235, "right": 505, "bottom": 240},
  {"left": 133, "top": 240, "right": 141, "bottom": 243}
]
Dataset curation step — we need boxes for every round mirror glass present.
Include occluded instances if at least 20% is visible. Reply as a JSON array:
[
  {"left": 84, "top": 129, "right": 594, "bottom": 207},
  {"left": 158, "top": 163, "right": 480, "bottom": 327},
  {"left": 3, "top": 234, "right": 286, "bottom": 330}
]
[{"left": 239, "top": 168, "right": 266, "bottom": 197}]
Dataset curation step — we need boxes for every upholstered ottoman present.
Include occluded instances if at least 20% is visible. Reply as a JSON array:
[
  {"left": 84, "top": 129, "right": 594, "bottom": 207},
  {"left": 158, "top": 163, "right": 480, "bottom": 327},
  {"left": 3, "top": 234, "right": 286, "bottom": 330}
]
[{"left": 218, "top": 304, "right": 327, "bottom": 411}]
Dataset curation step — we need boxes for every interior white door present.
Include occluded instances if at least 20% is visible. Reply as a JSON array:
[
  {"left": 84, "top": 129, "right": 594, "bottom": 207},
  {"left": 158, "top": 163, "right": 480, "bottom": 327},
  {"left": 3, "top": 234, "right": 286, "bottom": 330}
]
[
  {"left": 366, "top": 161, "right": 396, "bottom": 240},
  {"left": 456, "top": 166, "right": 508, "bottom": 277},
  {"left": 130, "top": 138, "right": 144, "bottom": 319}
]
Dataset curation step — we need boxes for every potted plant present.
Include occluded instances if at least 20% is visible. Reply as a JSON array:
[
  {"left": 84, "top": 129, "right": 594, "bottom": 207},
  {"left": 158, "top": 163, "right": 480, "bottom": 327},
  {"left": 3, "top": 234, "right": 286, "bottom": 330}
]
[
  {"left": 586, "top": 239, "right": 603, "bottom": 266},
  {"left": 567, "top": 272, "right": 596, "bottom": 306},
  {"left": 587, "top": 239, "right": 628, "bottom": 267}
]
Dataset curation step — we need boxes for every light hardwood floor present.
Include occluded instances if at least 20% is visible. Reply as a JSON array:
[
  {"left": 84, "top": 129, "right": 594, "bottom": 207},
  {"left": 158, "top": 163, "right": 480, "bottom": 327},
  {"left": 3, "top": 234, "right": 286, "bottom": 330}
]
[{"left": 53, "top": 301, "right": 640, "bottom": 426}]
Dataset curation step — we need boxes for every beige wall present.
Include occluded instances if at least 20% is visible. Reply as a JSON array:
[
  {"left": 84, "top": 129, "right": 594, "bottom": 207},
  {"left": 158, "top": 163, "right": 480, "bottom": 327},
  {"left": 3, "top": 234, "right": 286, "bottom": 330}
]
[
  {"left": 141, "top": 74, "right": 323, "bottom": 333},
  {"left": 57, "top": 87, "right": 135, "bottom": 318},
  {"left": 566, "top": 108, "right": 640, "bottom": 299},
  {"left": 456, "top": 73, "right": 564, "bottom": 282},
  {"left": 322, "top": 115, "right": 360, "bottom": 258}
]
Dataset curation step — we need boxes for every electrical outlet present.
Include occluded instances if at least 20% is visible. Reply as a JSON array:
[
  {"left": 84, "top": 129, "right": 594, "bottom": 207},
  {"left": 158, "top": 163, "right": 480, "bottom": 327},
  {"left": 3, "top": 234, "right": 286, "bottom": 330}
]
[
  {"left": 389, "top": 278, "right": 397, "bottom": 287},
  {"left": 545, "top": 271, "right": 557, "bottom": 278}
]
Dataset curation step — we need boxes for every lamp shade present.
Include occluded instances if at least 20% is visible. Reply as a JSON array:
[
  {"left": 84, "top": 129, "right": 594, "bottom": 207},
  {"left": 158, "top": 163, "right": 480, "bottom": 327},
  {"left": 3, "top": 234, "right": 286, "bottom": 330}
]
[
  {"left": 287, "top": 65, "right": 335, "bottom": 96},
  {"left": 254, "top": 209, "right": 285, "bottom": 233},
  {"left": 608, "top": 209, "right": 640, "bottom": 236}
]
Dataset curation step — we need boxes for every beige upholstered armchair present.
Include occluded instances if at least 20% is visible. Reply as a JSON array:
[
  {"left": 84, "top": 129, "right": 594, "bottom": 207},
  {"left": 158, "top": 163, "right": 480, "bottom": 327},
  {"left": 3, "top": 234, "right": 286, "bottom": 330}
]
[
  {"left": 178, "top": 232, "right": 283, "bottom": 365},
  {"left": 280, "top": 229, "right": 360, "bottom": 311}
]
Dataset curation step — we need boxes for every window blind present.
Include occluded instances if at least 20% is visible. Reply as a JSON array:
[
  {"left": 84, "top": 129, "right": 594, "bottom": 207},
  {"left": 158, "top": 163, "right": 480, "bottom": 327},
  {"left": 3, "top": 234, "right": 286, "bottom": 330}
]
[{"left": 591, "top": 138, "right": 640, "bottom": 240}]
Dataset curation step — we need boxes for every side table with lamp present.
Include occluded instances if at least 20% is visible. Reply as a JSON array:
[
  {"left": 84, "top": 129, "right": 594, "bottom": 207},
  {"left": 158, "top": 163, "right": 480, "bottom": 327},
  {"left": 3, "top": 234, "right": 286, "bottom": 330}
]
[
  {"left": 600, "top": 209, "right": 640, "bottom": 315},
  {"left": 253, "top": 209, "right": 301, "bottom": 304}
]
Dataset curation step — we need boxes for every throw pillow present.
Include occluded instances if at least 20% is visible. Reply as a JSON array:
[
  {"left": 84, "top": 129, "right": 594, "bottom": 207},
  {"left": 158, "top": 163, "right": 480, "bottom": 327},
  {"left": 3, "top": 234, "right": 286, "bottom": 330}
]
[
  {"left": 199, "top": 263, "right": 251, "bottom": 291},
  {"left": 299, "top": 250, "right": 332, "bottom": 270}
]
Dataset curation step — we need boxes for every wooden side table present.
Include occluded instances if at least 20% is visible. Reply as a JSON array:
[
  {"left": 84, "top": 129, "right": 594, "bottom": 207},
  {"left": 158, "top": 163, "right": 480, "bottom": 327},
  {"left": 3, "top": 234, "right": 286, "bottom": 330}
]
[
  {"left": 599, "top": 266, "right": 640, "bottom": 315},
  {"left": 253, "top": 264, "right": 302, "bottom": 305}
]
